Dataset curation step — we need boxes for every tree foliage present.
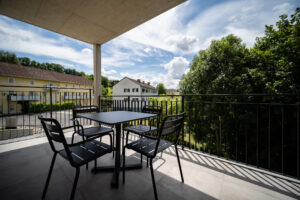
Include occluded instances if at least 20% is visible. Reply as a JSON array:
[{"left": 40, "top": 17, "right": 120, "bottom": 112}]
[
  {"left": 180, "top": 8, "right": 300, "bottom": 95},
  {"left": 177, "top": 8, "right": 300, "bottom": 177},
  {"left": 156, "top": 83, "right": 167, "bottom": 94}
]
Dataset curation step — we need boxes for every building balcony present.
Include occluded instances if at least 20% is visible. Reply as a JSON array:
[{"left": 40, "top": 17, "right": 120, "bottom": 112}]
[
  {"left": 9, "top": 95, "right": 41, "bottom": 101},
  {"left": 64, "top": 95, "right": 94, "bottom": 100},
  {"left": 0, "top": 131, "right": 298, "bottom": 200}
]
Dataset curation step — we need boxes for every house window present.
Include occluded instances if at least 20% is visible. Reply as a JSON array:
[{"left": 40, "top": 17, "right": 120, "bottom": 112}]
[
  {"left": 72, "top": 84, "right": 75, "bottom": 88},
  {"left": 132, "top": 88, "right": 135, "bottom": 92},
  {"left": 56, "top": 92, "right": 60, "bottom": 96},
  {"left": 29, "top": 91, "right": 34, "bottom": 96},
  {"left": 142, "top": 88, "right": 145, "bottom": 93},
  {"left": 136, "top": 88, "right": 139, "bottom": 92},
  {"left": 64, "top": 92, "right": 68, "bottom": 96},
  {"left": 42, "top": 92, "right": 46, "bottom": 96},
  {"left": 8, "top": 78, "right": 14, "bottom": 84},
  {"left": 65, "top": 84, "right": 68, "bottom": 88},
  {"left": 78, "top": 85, "right": 80, "bottom": 88},
  {"left": 49, "top": 82, "right": 53, "bottom": 86},
  {"left": 124, "top": 88, "right": 130, "bottom": 93},
  {"left": 29, "top": 80, "right": 34, "bottom": 85},
  {"left": 9, "top": 91, "right": 14, "bottom": 95}
]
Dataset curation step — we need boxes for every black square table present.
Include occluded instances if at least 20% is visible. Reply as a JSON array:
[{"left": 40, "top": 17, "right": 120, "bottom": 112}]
[{"left": 78, "top": 111, "right": 157, "bottom": 188}]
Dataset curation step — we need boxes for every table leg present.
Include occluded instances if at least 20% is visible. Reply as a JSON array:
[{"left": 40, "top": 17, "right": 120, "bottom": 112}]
[{"left": 111, "top": 123, "right": 121, "bottom": 188}]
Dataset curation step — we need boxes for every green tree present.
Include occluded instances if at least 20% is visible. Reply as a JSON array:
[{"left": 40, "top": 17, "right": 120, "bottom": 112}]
[
  {"left": 180, "top": 34, "right": 251, "bottom": 94},
  {"left": 18, "top": 57, "right": 31, "bottom": 66},
  {"left": 156, "top": 83, "right": 167, "bottom": 94},
  {"left": 0, "top": 50, "right": 20, "bottom": 64}
]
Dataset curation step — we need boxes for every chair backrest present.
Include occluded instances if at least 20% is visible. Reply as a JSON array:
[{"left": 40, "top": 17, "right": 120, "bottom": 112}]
[
  {"left": 142, "top": 105, "right": 162, "bottom": 126},
  {"left": 152, "top": 113, "right": 185, "bottom": 156},
  {"left": 72, "top": 105, "right": 99, "bottom": 119},
  {"left": 159, "top": 112, "right": 185, "bottom": 140},
  {"left": 38, "top": 116, "right": 73, "bottom": 163}
]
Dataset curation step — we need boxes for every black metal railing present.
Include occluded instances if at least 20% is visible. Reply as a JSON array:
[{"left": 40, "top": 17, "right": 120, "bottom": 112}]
[
  {"left": 0, "top": 85, "right": 94, "bottom": 140},
  {"left": 100, "top": 94, "right": 300, "bottom": 179}
]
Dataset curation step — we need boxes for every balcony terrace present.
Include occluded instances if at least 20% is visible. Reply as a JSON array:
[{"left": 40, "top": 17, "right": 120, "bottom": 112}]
[{"left": 0, "top": 130, "right": 299, "bottom": 200}]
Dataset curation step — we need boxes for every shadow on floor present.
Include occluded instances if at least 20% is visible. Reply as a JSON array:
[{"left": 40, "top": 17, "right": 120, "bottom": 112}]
[{"left": 0, "top": 141, "right": 216, "bottom": 200}]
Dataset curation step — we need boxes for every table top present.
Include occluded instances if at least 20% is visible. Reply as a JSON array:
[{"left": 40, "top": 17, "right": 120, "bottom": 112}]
[{"left": 78, "top": 111, "right": 157, "bottom": 125}]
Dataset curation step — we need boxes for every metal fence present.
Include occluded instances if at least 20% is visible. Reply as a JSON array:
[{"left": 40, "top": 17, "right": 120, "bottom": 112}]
[
  {"left": 0, "top": 87, "right": 299, "bottom": 179},
  {"left": 100, "top": 94, "right": 300, "bottom": 179},
  {"left": 0, "top": 85, "right": 94, "bottom": 140}
]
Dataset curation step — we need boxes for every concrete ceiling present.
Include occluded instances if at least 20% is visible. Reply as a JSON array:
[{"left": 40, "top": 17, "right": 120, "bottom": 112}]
[{"left": 0, "top": 0, "right": 186, "bottom": 44}]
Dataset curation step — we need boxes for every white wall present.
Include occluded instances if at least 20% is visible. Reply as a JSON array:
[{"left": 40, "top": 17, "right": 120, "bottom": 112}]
[
  {"left": 112, "top": 77, "right": 158, "bottom": 102},
  {"left": 113, "top": 78, "right": 141, "bottom": 100}
]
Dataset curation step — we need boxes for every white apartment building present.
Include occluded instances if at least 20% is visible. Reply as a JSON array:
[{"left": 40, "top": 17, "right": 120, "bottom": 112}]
[{"left": 112, "top": 77, "right": 158, "bottom": 102}]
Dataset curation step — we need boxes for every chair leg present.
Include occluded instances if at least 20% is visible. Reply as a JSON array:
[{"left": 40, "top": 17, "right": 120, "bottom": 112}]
[
  {"left": 94, "top": 159, "right": 97, "bottom": 169},
  {"left": 112, "top": 131, "right": 115, "bottom": 158},
  {"left": 70, "top": 167, "right": 80, "bottom": 200},
  {"left": 147, "top": 158, "right": 149, "bottom": 167},
  {"left": 71, "top": 132, "right": 76, "bottom": 144},
  {"left": 140, "top": 154, "right": 143, "bottom": 165},
  {"left": 42, "top": 153, "right": 57, "bottom": 200},
  {"left": 175, "top": 145, "right": 184, "bottom": 183},
  {"left": 122, "top": 146, "right": 126, "bottom": 184},
  {"left": 150, "top": 158, "right": 158, "bottom": 200}
]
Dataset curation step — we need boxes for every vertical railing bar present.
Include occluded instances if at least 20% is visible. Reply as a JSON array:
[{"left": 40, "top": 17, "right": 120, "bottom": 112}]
[
  {"left": 22, "top": 91, "right": 24, "bottom": 136},
  {"left": 281, "top": 106, "right": 284, "bottom": 174},
  {"left": 256, "top": 104, "right": 259, "bottom": 167},
  {"left": 268, "top": 104, "right": 271, "bottom": 170},
  {"left": 297, "top": 103, "right": 299, "bottom": 179},
  {"left": 181, "top": 95, "right": 185, "bottom": 150}
]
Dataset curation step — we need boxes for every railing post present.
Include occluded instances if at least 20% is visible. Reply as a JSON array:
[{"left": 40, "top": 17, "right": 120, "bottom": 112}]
[
  {"left": 50, "top": 86, "right": 53, "bottom": 119},
  {"left": 89, "top": 89, "right": 92, "bottom": 106},
  {"left": 128, "top": 96, "right": 130, "bottom": 111},
  {"left": 98, "top": 95, "right": 101, "bottom": 112},
  {"left": 181, "top": 95, "right": 185, "bottom": 150}
]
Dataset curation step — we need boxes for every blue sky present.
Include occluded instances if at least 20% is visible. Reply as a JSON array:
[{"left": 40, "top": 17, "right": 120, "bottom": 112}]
[{"left": 0, "top": 0, "right": 298, "bottom": 88}]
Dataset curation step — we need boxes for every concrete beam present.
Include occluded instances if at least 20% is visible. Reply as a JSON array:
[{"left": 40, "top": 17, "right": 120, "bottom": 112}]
[{"left": 93, "top": 44, "right": 101, "bottom": 109}]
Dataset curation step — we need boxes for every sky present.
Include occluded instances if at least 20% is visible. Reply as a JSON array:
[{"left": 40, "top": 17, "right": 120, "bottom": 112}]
[{"left": 0, "top": 0, "right": 298, "bottom": 89}]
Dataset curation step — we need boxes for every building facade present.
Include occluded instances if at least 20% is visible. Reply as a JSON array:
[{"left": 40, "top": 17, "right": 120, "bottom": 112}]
[
  {"left": 112, "top": 77, "right": 157, "bottom": 102},
  {"left": 0, "top": 62, "right": 93, "bottom": 115}
]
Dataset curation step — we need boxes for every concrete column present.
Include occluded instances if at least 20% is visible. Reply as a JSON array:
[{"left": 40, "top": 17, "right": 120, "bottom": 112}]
[{"left": 93, "top": 44, "right": 102, "bottom": 110}]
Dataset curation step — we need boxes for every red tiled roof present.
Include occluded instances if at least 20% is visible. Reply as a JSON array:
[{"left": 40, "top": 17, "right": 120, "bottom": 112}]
[
  {"left": 123, "top": 77, "right": 156, "bottom": 90},
  {"left": 0, "top": 62, "right": 92, "bottom": 85}
]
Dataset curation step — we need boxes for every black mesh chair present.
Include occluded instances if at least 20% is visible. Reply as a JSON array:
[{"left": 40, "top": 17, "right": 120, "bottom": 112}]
[
  {"left": 124, "top": 105, "right": 162, "bottom": 137},
  {"left": 39, "top": 116, "right": 112, "bottom": 200},
  {"left": 122, "top": 113, "right": 185, "bottom": 200},
  {"left": 123, "top": 105, "right": 162, "bottom": 166},
  {"left": 71, "top": 105, "right": 114, "bottom": 144}
]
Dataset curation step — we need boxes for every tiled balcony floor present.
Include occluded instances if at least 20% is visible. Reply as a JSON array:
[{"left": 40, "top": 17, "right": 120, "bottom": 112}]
[{"left": 0, "top": 131, "right": 299, "bottom": 200}]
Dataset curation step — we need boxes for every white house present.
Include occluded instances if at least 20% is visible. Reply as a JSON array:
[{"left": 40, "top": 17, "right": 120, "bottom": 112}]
[{"left": 112, "top": 77, "right": 158, "bottom": 102}]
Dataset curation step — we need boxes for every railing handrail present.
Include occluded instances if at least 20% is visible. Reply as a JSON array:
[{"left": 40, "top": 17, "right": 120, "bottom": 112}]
[{"left": 101, "top": 93, "right": 300, "bottom": 98}]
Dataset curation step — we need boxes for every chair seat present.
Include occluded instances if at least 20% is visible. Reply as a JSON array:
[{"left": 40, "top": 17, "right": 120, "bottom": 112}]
[
  {"left": 124, "top": 125, "right": 157, "bottom": 135},
  {"left": 126, "top": 138, "right": 172, "bottom": 158},
  {"left": 59, "top": 140, "right": 112, "bottom": 167},
  {"left": 77, "top": 126, "right": 113, "bottom": 138}
]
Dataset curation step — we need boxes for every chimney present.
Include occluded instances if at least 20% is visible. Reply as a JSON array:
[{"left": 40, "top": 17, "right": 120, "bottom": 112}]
[
  {"left": 147, "top": 82, "right": 150, "bottom": 85},
  {"left": 137, "top": 79, "right": 141, "bottom": 83}
]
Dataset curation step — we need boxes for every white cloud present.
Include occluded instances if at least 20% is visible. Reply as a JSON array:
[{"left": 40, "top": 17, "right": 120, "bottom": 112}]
[
  {"left": 273, "top": 3, "right": 293, "bottom": 15},
  {"left": 103, "top": 69, "right": 117, "bottom": 75},
  {"left": 144, "top": 47, "right": 151, "bottom": 53},
  {"left": 164, "top": 56, "right": 189, "bottom": 79},
  {"left": 121, "top": 0, "right": 296, "bottom": 53},
  {"left": 0, "top": 17, "right": 93, "bottom": 68},
  {"left": 118, "top": 56, "right": 189, "bottom": 89}
]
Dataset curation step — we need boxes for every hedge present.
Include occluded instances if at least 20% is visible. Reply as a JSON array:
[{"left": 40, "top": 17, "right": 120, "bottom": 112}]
[{"left": 29, "top": 102, "right": 75, "bottom": 113}]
